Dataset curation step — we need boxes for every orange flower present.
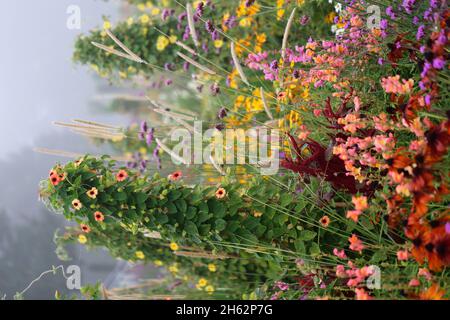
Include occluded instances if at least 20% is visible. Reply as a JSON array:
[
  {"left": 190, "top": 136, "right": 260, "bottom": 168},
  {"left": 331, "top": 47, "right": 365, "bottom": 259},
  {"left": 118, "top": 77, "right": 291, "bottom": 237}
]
[
  {"left": 215, "top": 187, "right": 227, "bottom": 199},
  {"left": 419, "top": 284, "right": 446, "bottom": 300},
  {"left": 355, "top": 288, "right": 372, "bottom": 300},
  {"left": 94, "top": 211, "right": 105, "bottom": 222},
  {"left": 346, "top": 210, "right": 361, "bottom": 222},
  {"left": 168, "top": 171, "right": 183, "bottom": 181},
  {"left": 116, "top": 170, "right": 128, "bottom": 182},
  {"left": 319, "top": 215, "right": 330, "bottom": 228},
  {"left": 86, "top": 187, "right": 99, "bottom": 199},
  {"left": 80, "top": 224, "right": 91, "bottom": 233},
  {"left": 351, "top": 195, "right": 368, "bottom": 211},
  {"left": 348, "top": 234, "right": 365, "bottom": 253},
  {"left": 71, "top": 199, "right": 82, "bottom": 211}
]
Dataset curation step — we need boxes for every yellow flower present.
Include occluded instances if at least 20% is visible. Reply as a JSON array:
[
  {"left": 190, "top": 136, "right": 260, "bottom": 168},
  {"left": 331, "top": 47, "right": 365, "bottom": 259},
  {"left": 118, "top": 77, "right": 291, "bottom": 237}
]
[
  {"left": 140, "top": 14, "right": 150, "bottom": 24},
  {"left": 197, "top": 278, "right": 208, "bottom": 287},
  {"left": 239, "top": 17, "right": 252, "bottom": 27},
  {"left": 208, "top": 264, "right": 217, "bottom": 272},
  {"left": 137, "top": 4, "right": 146, "bottom": 11},
  {"left": 277, "top": 9, "right": 285, "bottom": 20},
  {"left": 170, "top": 242, "right": 179, "bottom": 251},
  {"left": 127, "top": 17, "right": 134, "bottom": 26},
  {"left": 253, "top": 211, "right": 263, "bottom": 218},
  {"left": 146, "top": 1, "right": 154, "bottom": 8},
  {"left": 72, "top": 199, "right": 82, "bottom": 211},
  {"left": 205, "top": 285, "right": 215, "bottom": 294},
  {"left": 135, "top": 251, "right": 145, "bottom": 259},
  {"left": 169, "top": 264, "right": 179, "bottom": 273},
  {"left": 154, "top": 260, "right": 163, "bottom": 266},
  {"left": 169, "top": 35, "right": 177, "bottom": 43},
  {"left": 156, "top": 35, "right": 170, "bottom": 51},
  {"left": 256, "top": 33, "right": 267, "bottom": 44},
  {"left": 214, "top": 39, "right": 224, "bottom": 49},
  {"left": 151, "top": 8, "right": 160, "bottom": 16},
  {"left": 78, "top": 234, "right": 87, "bottom": 244},
  {"left": 103, "top": 20, "right": 111, "bottom": 30}
]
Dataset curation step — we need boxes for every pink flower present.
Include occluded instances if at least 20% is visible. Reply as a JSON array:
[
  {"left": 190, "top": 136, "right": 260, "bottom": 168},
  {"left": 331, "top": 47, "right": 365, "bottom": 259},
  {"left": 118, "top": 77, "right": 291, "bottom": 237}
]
[
  {"left": 346, "top": 210, "right": 362, "bottom": 222},
  {"left": 408, "top": 279, "right": 420, "bottom": 287},
  {"left": 336, "top": 265, "right": 346, "bottom": 278},
  {"left": 396, "top": 250, "right": 409, "bottom": 261},
  {"left": 333, "top": 248, "right": 347, "bottom": 259},
  {"left": 418, "top": 268, "right": 432, "bottom": 281},
  {"left": 349, "top": 234, "right": 365, "bottom": 253}
]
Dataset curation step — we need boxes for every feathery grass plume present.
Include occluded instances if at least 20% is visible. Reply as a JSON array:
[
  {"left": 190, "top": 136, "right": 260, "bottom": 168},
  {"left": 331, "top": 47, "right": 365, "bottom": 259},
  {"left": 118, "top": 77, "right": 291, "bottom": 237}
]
[
  {"left": 105, "top": 29, "right": 146, "bottom": 64},
  {"left": 281, "top": 8, "right": 296, "bottom": 61},
  {"left": 186, "top": 3, "right": 200, "bottom": 47},
  {"left": 209, "top": 154, "right": 226, "bottom": 176},
  {"left": 52, "top": 122, "right": 121, "bottom": 136},
  {"left": 260, "top": 87, "right": 273, "bottom": 120},
  {"left": 231, "top": 42, "right": 250, "bottom": 86},
  {"left": 73, "top": 119, "right": 120, "bottom": 130},
  {"left": 147, "top": 98, "right": 196, "bottom": 121},
  {"left": 91, "top": 41, "right": 147, "bottom": 64},
  {"left": 175, "top": 40, "right": 197, "bottom": 56},
  {"left": 155, "top": 138, "right": 189, "bottom": 165},
  {"left": 176, "top": 51, "right": 216, "bottom": 75},
  {"left": 150, "top": 106, "right": 196, "bottom": 133}
]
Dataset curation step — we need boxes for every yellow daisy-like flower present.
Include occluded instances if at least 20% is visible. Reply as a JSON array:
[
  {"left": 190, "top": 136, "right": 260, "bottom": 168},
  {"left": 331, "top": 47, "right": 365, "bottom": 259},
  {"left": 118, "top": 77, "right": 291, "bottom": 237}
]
[
  {"left": 127, "top": 17, "right": 134, "bottom": 26},
  {"left": 154, "top": 260, "right": 163, "bottom": 266},
  {"left": 170, "top": 242, "right": 179, "bottom": 251},
  {"left": 156, "top": 35, "right": 170, "bottom": 51},
  {"left": 239, "top": 17, "right": 252, "bottom": 27},
  {"left": 145, "top": 1, "right": 154, "bottom": 8},
  {"left": 103, "top": 20, "right": 111, "bottom": 30},
  {"left": 208, "top": 264, "right": 217, "bottom": 272},
  {"left": 135, "top": 251, "right": 145, "bottom": 260},
  {"left": 214, "top": 39, "right": 224, "bottom": 49},
  {"left": 205, "top": 285, "right": 215, "bottom": 294},
  {"left": 197, "top": 278, "right": 208, "bottom": 287},
  {"left": 151, "top": 8, "right": 160, "bottom": 16},
  {"left": 78, "top": 234, "right": 87, "bottom": 244},
  {"left": 140, "top": 14, "right": 150, "bottom": 24}
]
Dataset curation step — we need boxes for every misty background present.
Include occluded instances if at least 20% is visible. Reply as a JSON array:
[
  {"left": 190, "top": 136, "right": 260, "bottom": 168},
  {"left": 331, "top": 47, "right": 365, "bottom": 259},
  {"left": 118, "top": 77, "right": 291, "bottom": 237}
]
[{"left": 0, "top": 0, "right": 145, "bottom": 299}]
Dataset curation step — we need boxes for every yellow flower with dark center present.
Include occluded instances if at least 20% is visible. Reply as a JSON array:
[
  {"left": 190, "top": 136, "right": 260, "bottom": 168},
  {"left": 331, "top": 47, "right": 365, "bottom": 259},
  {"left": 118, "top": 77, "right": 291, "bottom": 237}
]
[
  {"left": 86, "top": 187, "right": 98, "bottom": 199},
  {"left": 170, "top": 242, "right": 179, "bottom": 251},
  {"left": 205, "top": 285, "right": 215, "bottom": 294}
]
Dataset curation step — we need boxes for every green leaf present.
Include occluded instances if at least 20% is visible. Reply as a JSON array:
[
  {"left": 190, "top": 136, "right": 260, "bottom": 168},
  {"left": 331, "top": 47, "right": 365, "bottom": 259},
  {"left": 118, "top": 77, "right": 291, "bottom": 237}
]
[
  {"left": 294, "top": 240, "right": 306, "bottom": 254},
  {"left": 135, "top": 192, "right": 148, "bottom": 203},
  {"left": 309, "top": 243, "right": 321, "bottom": 256},
  {"left": 298, "top": 230, "right": 317, "bottom": 241},
  {"left": 214, "top": 219, "right": 227, "bottom": 232},
  {"left": 184, "top": 221, "right": 199, "bottom": 235},
  {"left": 175, "top": 199, "right": 187, "bottom": 212}
]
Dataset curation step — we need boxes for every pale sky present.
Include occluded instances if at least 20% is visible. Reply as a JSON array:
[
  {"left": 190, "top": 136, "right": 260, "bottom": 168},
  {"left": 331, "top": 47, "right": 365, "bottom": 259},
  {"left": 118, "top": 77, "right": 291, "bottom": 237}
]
[{"left": 0, "top": 0, "right": 122, "bottom": 160}]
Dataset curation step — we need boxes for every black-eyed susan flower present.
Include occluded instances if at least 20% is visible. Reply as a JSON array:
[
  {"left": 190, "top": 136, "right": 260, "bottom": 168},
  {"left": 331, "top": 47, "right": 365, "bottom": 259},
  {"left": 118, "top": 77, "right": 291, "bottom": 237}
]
[
  {"left": 319, "top": 215, "right": 330, "bottom": 228},
  {"left": 168, "top": 171, "right": 183, "bottom": 181},
  {"left": 72, "top": 199, "right": 82, "bottom": 211},
  {"left": 197, "top": 278, "right": 208, "bottom": 287},
  {"left": 116, "top": 169, "right": 128, "bottom": 182},
  {"left": 215, "top": 187, "right": 227, "bottom": 199},
  {"left": 80, "top": 224, "right": 91, "bottom": 233},
  {"left": 86, "top": 187, "right": 98, "bottom": 199},
  {"left": 94, "top": 211, "right": 105, "bottom": 222},
  {"left": 205, "top": 285, "right": 215, "bottom": 294}
]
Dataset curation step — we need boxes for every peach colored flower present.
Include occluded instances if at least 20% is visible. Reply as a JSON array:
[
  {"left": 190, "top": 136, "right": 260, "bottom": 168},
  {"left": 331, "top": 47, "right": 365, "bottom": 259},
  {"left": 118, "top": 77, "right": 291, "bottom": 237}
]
[
  {"left": 80, "top": 224, "right": 91, "bottom": 233},
  {"left": 72, "top": 199, "right": 82, "bottom": 211},
  {"left": 351, "top": 196, "right": 368, "bottom": 211},
  {"left": 396, "top": 250, "right": 409, "bottom": 261},
  {"left": 346, "top": 210, "right": 362, "bottom": 222},
  {"left": 215, "top": 187, "right": 227, "bottom": 199},
  {"left": 319, "top": 215, "right": 330, "bottom": 228},
  {"left": 86, "top": 187, "right": 99, "bottom": 199},
  {"left": 94, "top": 211, "right": 105, "bottom": 222},
  {"left": 116, "top": 170, "right": 128, "bottom": 182},
  {"left": 355, "top": 288, "right": 372, "bottom": 300}
]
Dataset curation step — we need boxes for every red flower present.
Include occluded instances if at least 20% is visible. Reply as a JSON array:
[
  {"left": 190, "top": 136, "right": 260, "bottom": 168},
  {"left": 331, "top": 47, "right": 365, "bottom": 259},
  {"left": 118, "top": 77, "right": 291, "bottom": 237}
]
[
  {"left": 168, "top": 171, "right": 183, "bottom": 181},
  {"left": 94, "top": 211, "right": 105, "bottom": 222}
]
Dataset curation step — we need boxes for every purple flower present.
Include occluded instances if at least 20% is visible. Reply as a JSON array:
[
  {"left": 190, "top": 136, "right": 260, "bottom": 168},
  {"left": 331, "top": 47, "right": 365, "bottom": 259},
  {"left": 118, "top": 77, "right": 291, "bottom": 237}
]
[
  {"left": 299, "top": 15, "right": 309, "bottom": 25},
  {"left": 140, "top": 121, "right": 148, "bottom": 133},
  {"left": 416, "top": 25, "right": 425, "bottom": 40},
  {"left": 205, "top": 20, "right": 214, "bottom": 33},
  {"left": 425, "top": 94, "right": 431, "bottom": 106},
  {"left": 378, "top": 58, "right": 384, "bottom": 65},
  {"left": 217, "top": 107, "right": 227, "bottom": 119},
  {"left": 380, "top": 19, "right": 388, "bottom": 30},
  {"left": 274, "top": 281, "right": 289, "bottom": 291},
  {"left": 445, "top": 222, "right": 450, "bottom": 234},
  {"left": 432, "top": 57, "right": 445, "bottom": 69},
  {"left": 386, "top": 6, "right": 396, "bottom": 19},
  {"left": 270, "top": 60, "right": 278, "bottom": 71}
]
